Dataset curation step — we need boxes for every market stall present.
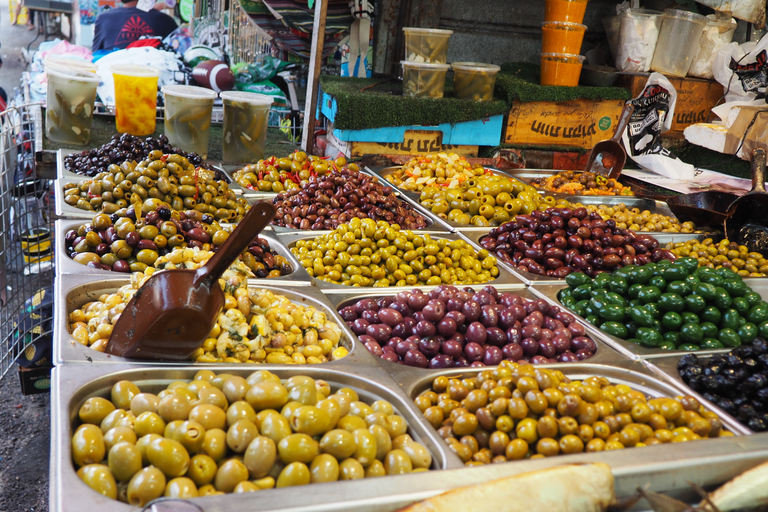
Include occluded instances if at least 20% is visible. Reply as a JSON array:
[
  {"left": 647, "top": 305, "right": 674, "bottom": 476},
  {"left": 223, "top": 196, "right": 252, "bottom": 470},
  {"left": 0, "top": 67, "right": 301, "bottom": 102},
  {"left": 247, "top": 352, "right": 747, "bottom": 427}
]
[{"left": 8, "top": 0, "right": 768, "bottom": 509}]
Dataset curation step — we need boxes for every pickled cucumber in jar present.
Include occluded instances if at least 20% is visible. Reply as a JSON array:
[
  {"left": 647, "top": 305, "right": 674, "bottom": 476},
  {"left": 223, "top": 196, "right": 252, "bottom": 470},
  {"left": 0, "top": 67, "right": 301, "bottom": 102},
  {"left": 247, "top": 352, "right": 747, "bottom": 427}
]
[
  {"left": 162, "top": 86, "right": 216, "bottom": 159},
  {"left": 221, "top": 91, "right": 273, "bottom": 162}
]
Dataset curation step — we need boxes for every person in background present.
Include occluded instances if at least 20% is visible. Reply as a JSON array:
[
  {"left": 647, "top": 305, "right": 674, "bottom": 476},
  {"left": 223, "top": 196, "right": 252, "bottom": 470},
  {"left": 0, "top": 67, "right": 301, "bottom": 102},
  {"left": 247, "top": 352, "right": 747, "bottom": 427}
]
[
  {"left": 92, "top": 0, "right": 177, "bottom": 52},
  {"left": 12, "top": 0, "right": 36, "bottom": 31}
]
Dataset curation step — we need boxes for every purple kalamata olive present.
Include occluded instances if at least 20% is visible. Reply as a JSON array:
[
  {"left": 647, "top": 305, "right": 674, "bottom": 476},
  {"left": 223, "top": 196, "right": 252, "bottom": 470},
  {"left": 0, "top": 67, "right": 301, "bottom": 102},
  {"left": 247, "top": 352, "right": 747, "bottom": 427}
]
[
  {"left": 441, "top": 339, "right": 464, "bottom": 358},
  {"left": 479, "top": 305, "right": 498, "bottom": 327},
  {"left": 422, "top": 300, "right": 446, "bottom": 322},
  {"left": 437, "top": 317, "right": 458, "bottom": 337},
  {"left": 355, "top": 298, "right": 378, "bottom": 315},
  {"left": 483, "top": 346, "right": 503, "bottom": 366},
  {"left": 464, "top": 342, "right": 485, "bottom": 362},
  {"left": 351, "top": 318, "right": 369, "bottom": 335},
  {"left": 396, "top": 340, "right": 417, "bottom": 357},
  {"left": 361, "top": 310, "right": 380, "bottom": 324},
  {"left": 444, "top": 310, "right": 466, "bottom": 327},
  {"left": 538, "top": 339, "right": 556, "bottom": 358},
  {"left": 112, "top": 259, "right": 131, "bottom": 273},
  {"left": 392, "top": 317, "right": 415, "bottom": 339},
  {"left": 521, "top": 324, "right": 541, "bottom": 340},
  {"left": 486, "top": 327, "right": 506, "bottom": 347},
  {"left": 339, "top": 306, "right": 358, "bottom": 322},
  {"left": 531, "top": 355, "right": 549, "bottom": 364},
  {"left": 502, "top": 343, "right": 523, "bottom": 361},
  {"left": 465, "top": 322, "right": 487, "bottom": 345},
  {"left": 404, "top": 349, "right": 429, "bottom": 368},
  {"left": 567, "top": 322, "right": 586, "bottom": 337},
  {"left": 558, "top": 351, "right": 580, "bottom": 363},
  {"left": 381, "top": 351, "right": 399, "bottom": 363},
  {"left": 418, "top": 337, "right": 441, "bottom": 357},
  {"left": 520, "top": 338, "right": 539, "bottom": 357},
  {"left": 506, "top": 327, "right": 522, "bottom": 345},
  {"left": 364, "top": 340, "right": 383, "bottom": 357},
  {"left": 414, "top": 320, "right": 437, "bottom": 338},
  {"left": 378, "top": 308, "right": 403, "bottom": 327},
  {"left": 365, "top": 323, "right": 392, "bottom": 344},
  {"left": 572, "top": 336, "right": 597, "bottom": 353},
  {"left": 389, "top": 301, "right": 412, "bottom": 317},
  {"left": 429, "top": 354, "right": 455, "bottom": 369},
  {"left": 462, "top": 301, "right": 481, "bottom": 322},
  {"left": 576, "top": 349, "right": 594, "bottom": 360},
  {"left": 552, "top": 336, "right": 571, "bottom": 354}
]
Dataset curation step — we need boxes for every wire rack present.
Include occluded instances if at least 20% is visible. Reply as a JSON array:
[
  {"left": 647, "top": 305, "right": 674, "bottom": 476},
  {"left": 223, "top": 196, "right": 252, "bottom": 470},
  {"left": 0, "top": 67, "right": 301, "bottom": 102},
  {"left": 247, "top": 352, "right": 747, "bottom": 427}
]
[{"left": 0, "top": 102, "right": 55, "bottom": 380}]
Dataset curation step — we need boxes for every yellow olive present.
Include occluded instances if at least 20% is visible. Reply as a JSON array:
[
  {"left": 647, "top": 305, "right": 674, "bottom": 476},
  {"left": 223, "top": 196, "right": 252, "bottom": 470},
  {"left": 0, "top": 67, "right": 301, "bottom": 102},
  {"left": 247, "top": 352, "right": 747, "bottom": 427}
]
[
  {"left": 136, "top": 433, "right": 162, "bottom": 466},
  {"left": 246, "top": 381, "right": 289, "bottom": 411},
  {"left": 111, "top": 381, "right": 140, "bottom": 410},
  {"left": 78, "top": 397, "right": 116, "bottom": 425},
  {"left": 130, "top": 393, "right": 159, "bottom": 416},
  {"left": 188, "top": 404, "right": 227, "bottom": 431},
  {"left": 243, "top": 436, "right": 277, "bottom": 479},
  {"left": 147, "top": 437, "right": 190, "bottom": 478},
  {"left": 72, "top": 424, "right": 106, "bottom": 467},
  {"left": 77, "top": 464, "right": 117, "bottom": 499},
  {"left": 164, "top": 477, "right": 199, "bottom": 498},
  {"left": 310, "top": 453, "right": 340, "bottom": 483},
  {"left": 199, "top": 428, "right": 228, "bottom": 462},
  {"left": 226, "top": 419, "right": 259, "bottom": 453},
  {"left": 290, "top": 406, "right": 331, "bottom": 437},
  {"left": 276, "top": 462, "right": 310, "bottom": 488},
  {"left": 353, "top": 428, "right": 377, "bottom": 466},
  {"left": 134, "top": 412, "right": 166, "bottom": 438},
  {"left": 108, "top": 442, "right": 143, "bottom": 483},
  {"left": 185, "top": 454, "right": 218, "bottom": 486},
  {"left": 339, "top": 458, "right": 365, "bottom": 480},
  {"left": 214, "top": 459, "right": 249, "bottom": 493},
  {"left": 127, "top": 466, "right": 166, "bottom": 507},
  {"left": 277, "top": 434, "right": 320, "bottom": 464},
  {"left": 103, "top": 426, "right": 137, "bottom": 452},
  {"left": 319, "top": 429, "right": 356, "bottom": 459},
  {"left": 384, "top": 449, "right": 413, "bottom": 475}
]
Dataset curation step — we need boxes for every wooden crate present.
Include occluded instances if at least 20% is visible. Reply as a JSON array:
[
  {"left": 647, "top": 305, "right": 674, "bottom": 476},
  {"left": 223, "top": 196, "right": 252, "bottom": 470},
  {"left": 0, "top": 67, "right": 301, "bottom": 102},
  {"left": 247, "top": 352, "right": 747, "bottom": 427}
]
[
  {"left": 326, "top": 127, "right": 479, "bottom": 158},
  {"left": 615, "top": 73, "right": 724, "bottom": 134},
  {"left": 504, "top": 98, "right": 626, "bottom": 148}
]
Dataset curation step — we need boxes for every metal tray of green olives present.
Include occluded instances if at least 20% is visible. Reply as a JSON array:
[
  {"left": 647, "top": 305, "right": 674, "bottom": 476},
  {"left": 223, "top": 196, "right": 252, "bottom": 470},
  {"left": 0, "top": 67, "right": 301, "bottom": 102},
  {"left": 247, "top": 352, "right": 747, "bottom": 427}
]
[
  {"left": 54, "top": 219, "right": 310, "bottom": 284},
  {"left": 50, "top": 368, "right": 768, "bottom": 511},
  {"left": 529, "top": 284, "right": 736, "bottom": 361},
  {"left": 326, "top": 285, "right": 627, "bottom": 367},
  {"left": 459, "top": 231, "right": 709, "bottom": 286},
  {"left": 386, "top": 360, "right": 751, "bottom": 436},
  {"left": 276, "top": 231, "right": 525, "bottom": 293},
  {"left": 54, "top": 275, "right": 355, "bottom": 365},
  {"left": 50, "top": 363, "right": 461, "bottom": 512}
]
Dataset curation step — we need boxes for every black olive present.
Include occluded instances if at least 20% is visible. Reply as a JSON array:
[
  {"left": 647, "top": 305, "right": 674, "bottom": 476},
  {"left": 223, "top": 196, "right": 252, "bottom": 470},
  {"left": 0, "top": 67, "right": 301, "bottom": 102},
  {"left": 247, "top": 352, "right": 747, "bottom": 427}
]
[
  {"left": 703, "top": 365, "right": 720, "bottom": 377},
  {"left": 710, "top": 354, "right": 728, "bottom": 366},
  {"left": 738, "top": 404, "right": 758, "bottom": 421},
  {"left": 756, "top": 387, "right": 768, "bottom": 404},
  {"left": 745, "top": 358, "right": 759, "bottom": 371},
  {"left": 753, "top": 338, "right": 768, "bottom": 355},
  {"left": 716, "top": 398, "right": 735, "bottom": 413},
  {"left": 678, "top": 353, "right": 699, "bottom": 369},
  {"left": 702, "top": 392, "right": 718, "bottom": 403},
  {"left": 720, "top": 367, "right": 737, "bottom": 379},
  {"left": 714, "top": 375, "right": 735, "bottom": 392},
  {"left": 703, "top": 375, "right": 719, "bottom": 390},
  {"left": 732, "top": 368, "right": 751, "bottom": 382},
  {"left": 748, "top": 417, "right": 768, "bottom": 431}
]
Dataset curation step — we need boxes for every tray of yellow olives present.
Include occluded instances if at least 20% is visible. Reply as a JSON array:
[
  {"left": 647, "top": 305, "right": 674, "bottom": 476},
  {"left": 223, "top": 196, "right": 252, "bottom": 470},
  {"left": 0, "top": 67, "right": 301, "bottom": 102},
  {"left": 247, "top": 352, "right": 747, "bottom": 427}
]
[
  {"left": 51, "top": 364, "right": 457, "bottom": 511},
  {"left": 54, "top": 275, "right": 353, "bottom": 365}
]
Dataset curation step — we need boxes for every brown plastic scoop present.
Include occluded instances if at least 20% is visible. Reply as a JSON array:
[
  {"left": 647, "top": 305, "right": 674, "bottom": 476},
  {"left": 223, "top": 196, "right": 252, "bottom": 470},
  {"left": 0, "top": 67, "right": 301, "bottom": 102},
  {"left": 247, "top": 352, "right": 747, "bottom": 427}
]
[
  {"left": 666, "top": 191, "right": 737, "bottom": 230},
  {"left": 105, "top": 201, "right": 276, "bottom": 360},
  {"left": 583, "top": 102, "right": 635, "bottom": 179},
  {"left": 725, "top": 148, "right": 768, "bottom": 255}
]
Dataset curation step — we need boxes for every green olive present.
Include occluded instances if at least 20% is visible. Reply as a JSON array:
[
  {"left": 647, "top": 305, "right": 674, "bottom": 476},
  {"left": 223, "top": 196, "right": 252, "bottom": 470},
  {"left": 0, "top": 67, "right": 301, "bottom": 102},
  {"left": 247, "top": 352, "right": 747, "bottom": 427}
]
[
  {"left": 77, "top": 464, "right": 117, "bottom": 499},
  {"left": 319, "top": 429, "right": 356, "bottom": 459},
  {"left": 339, "top": 458, "right": 365, "bottom": 480},
  {"left": 92, "top": 214, "right": 112, "bottom": 230},
  {"left": 280, "top": 401, "right": 304, "bottom": 421},
  {"left": 214, "top": 459, "right": 249, "bottom": 493},
  {"left": 72, "top": 424, "right": 106, "bottom": 467},
  {"left": 286, "top": 376, "right": 318, "bottom": 405},
  {"left": 197, "top": 387, "right": 228, "bottom": 410},
  {"left": 111, "top": 380, "right": 140, "bottom": 410},
  {"left": 371, "top": 400, "right": 395, "bottom": 416},
  {"left": 79, "top": 397, "right": 116, "bottom": 425},
  {"left": 188, "top": 404, "right": 227, "bottom": 431},
  {"left": 221, "top": 376, "right": 249, "bottom": 404},
  {"left": 256, "top": 410, "right": 292, "bottom": 444},
  {"left": 147, "top": 437, "right": 190, "bottom": 478},
  {"left": 170, "top": 420, "right": 206, "bottom": 453},
  {"left": 226, "top": 400, "right": 257, "bottom": 427},
  {"left": 136, "top": 249, "right": 159, "bottom": 266},
  {"left": 337, "top": 415, "right": 367, "bottom": 432},
  {"left": 368, "top": 425, "right": 393, "bottom": 461},
  {"left": 384, "top": 415, "right": 409, "bottom": 439},
  {"left": 164, "top": 477, "right": 198, "bottom": 498},
  {"left": 353, "top": 428, "right": 377, "bottom": 466},
  {"left": 108, "top": 441, "right": 142, "bottom": 482},
  {"left": 247, "top": 370, "right": 281, "bottom": 386},
  {"left": 127, "top": 466, "right": 166, "bottom": 507},
  {"left": 276, "top": 462, "right": 310, "bottom": 488},
  {"left": 100, "top": 253, "right": 119, "bottom": 268},
  {"left": 316, "top": 399, "right": 342, "bottom": 430},
  {"left": 309, "top": 453, "right": 339, "bottom": 483},
  {"left": 130, "top": 393, "right": 159, "bottom": 416},
  {"left": 384, "top": 449, "right": 413, "bottom": 475},
  {"left": 103, "top": 426, "right": 137, "bottom": 452},
  {"left": 349, "top": 401, "right": 375, "bottom": 419},
  {"left": 329, "top": 393, "right": 352, "bottom": 416},
  {"left": 277, "top": 434, "right": 319, "bottom": 464},
  {"left": 398, "top": 437, "right": 432, "bottom": 469},
  {"left": 226, "top": 419, "right": 259, "bottom": 453},
  {"left": 138, "top": 225, "right": 159, "bottom": 240},
  {"left": 365, "top": 459, "right": 386, "bottom": 477},
  {"left": 164, "top": 420, "right": 184, "bottom": 440},
  {"left": 135, "top": 434, "right": 162, "bottom": 466},
  {"left": 134, "top": 412, "right": 166, "bottom": 437},
  {"left": 246, "top": 381, "right": 289, "bottom": 411},
  {"left": 185, "top": 454, "right": 218, "bottom": 486},
  {"left": 157, "top": 393, "right": 193, "bottom": 423},
  {"left": 243, "top": 435, "right": 276, "bottom": 479},
  {"left": 199, "top": 428, "right": 228, "bottom": 462},
  {"left": 289, "top": 406, "right": 331, "bottom": 437}
]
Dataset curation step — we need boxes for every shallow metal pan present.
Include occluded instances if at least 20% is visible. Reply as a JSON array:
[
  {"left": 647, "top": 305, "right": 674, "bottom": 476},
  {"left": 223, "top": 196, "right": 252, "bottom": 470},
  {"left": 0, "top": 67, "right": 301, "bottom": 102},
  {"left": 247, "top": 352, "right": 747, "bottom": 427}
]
[
  {"left": 530, "top": 284, "right": 734, "bottom": 361},
  {"left": 326, "top": 286, "right": 627, "bottom": 367},
  {"left": 54, "top": 275, "right": 356, "bottom": 365},
  {"left": 276, "top": 231, "right": 525, "bottom": 293},
  {"left": 54, "top": 219, "right": 309, "bottom": 285},
  {"left": 50, "top": 363, "right": 457, "bottom": 512}
]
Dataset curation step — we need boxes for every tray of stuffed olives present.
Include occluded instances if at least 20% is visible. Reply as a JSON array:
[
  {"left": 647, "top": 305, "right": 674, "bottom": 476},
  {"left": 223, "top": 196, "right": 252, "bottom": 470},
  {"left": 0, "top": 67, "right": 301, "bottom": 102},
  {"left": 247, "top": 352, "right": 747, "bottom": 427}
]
[{"left": 54, "top": 276, "right": 356, "bottom": 366}]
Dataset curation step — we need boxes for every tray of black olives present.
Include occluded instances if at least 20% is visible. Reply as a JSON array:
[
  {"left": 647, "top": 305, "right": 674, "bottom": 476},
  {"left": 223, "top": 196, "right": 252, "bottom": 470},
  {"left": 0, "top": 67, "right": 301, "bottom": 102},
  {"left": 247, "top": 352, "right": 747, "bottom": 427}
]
[
  {"left": 54, "top": 275, "right": 355, "bottom": 366},
  {"left": 51, "top": 364, "right": 457, "bottom": 511}
]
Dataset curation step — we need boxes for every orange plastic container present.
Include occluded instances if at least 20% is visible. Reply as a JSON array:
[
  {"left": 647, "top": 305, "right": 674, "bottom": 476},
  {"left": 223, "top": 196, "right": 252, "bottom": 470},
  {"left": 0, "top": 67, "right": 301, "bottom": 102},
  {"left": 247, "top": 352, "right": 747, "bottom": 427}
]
[
  {"left": 112, "top": 65, "right": 161, "bottom": 136},
  {"left": 542, "top": 21, "right": 587, "bottom": 54},
  {"left": 540, "top": 53, "right": 585, "bottom": 86},
  {"left": 544, "top": 0, "right": 589, "bottom": 24}
]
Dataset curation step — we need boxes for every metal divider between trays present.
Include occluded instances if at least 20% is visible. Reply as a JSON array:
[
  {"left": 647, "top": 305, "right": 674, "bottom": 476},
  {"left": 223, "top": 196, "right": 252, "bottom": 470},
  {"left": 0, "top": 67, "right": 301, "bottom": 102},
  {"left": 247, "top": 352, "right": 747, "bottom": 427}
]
[{"left": 0, "top": 102, "right": 55, "bottom": 379}]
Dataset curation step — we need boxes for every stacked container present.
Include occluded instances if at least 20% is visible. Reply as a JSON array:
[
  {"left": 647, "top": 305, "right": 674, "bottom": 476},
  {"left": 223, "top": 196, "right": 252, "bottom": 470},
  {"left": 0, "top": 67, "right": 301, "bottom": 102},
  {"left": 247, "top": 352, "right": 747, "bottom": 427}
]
[
  {"left": 541, "top": 0, "right": 589, "bottom": 86},
  {"left": 401, "top": 27, "right": 453, "bottom": 98}
]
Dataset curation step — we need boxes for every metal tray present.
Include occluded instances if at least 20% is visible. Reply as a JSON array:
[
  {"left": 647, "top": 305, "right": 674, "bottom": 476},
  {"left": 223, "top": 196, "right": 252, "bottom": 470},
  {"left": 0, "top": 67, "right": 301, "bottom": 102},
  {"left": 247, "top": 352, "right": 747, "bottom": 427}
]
[
  {"left": 54, "top": 276, "right": 357, "bottom": 365},
  {"left": 643, "top": 355, "right": 754, "bottom": 435},
  {"left": 460, "top": 230, "right": 708, "bottom": 286},
  {"left": 54, "top": 219, "right": 309, "bottom": 285},
  {"left": 326, "top": 286, "right": 627, "bottom": 367},
  {"left": 276, "top": 231, "right": 525, "bottom": 293},
  {"left": 50, "top": 363, "right": 457, "bottom": 512},
  {"left": 530, "top": 284, "right": 735, "bottom": 361}
]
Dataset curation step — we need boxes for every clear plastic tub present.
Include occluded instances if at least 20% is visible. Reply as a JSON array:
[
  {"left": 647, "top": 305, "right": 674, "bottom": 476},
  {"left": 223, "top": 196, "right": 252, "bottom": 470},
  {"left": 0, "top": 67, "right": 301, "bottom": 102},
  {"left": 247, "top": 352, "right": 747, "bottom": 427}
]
[
  {"left": 451, "top": 62, "right": 500, "bottom": 101},
  {"left": 540, "top": 53, "right": 585, "bottom": 87},
  {"left": 44, "top": 56, "right": 97, "bottom": 75},
  {"left": 220, "top": 90, "right": 273, "bottom": 162},
  {"left": 161, "top": 85, "right": 217, "bottom": 158},
  {"left": 615, "top": 8, "right": 663, "bottom": 72},
  {"left": 111, "top": 64, "right": 161, "bottom": 136},
  {"left": 689, "top": 16, "right": 737, "bottom": 79},
  {"left": 544, "top": 0, "right": 589, "bottom": 24},
  {"left": 401, "top": 60, "right": 450, "bottom": 98},
  {"left": 650, "top": 9, "right": 708, "bottom": 77},
  {"left": 602, "top": 15, "right": 622, "bottom": 59},
  {"left": 542, "top": 21, "right": 587, "bottom": 54},
  {"left": 403, "top": 27, "right": 453, "bottom": 63},
  {"left": 45, "top": 66, "right": 100, "bottom": 145}
]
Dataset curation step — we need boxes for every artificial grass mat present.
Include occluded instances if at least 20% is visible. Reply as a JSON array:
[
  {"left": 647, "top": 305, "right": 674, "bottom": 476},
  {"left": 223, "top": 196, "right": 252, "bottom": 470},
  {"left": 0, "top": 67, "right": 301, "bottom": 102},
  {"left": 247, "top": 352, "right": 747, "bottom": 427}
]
[{"left": 496, "top": 63, "right": 631, "bottom": 103}]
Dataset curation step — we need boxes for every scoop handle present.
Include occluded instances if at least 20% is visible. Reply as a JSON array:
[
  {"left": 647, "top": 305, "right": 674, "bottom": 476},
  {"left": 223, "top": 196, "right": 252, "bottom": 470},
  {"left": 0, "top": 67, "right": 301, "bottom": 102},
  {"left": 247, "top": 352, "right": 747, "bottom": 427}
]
[
  {"left": 195, "top": 201, "right": 276, "bottom": 288},
  {"left": 752, "top": 148, "right": 767, "bottom": 193},
  {"left": 611, "top": 102, "right": 635, "bottom": 143}
]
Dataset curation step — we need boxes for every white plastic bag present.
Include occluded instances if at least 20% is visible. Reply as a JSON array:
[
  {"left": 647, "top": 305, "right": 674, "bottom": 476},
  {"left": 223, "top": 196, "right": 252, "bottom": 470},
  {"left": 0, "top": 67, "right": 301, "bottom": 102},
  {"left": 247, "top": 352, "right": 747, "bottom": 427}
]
[{"left": 713, "top": 33, "right": 768, "bottom": 103}]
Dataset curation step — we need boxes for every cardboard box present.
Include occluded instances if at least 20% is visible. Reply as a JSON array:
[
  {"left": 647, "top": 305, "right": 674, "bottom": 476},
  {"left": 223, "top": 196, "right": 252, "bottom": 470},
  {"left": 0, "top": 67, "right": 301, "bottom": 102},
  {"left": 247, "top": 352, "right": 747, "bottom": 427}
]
[
  {"left": 18, "top": 365, "right": 52, "bottom": 395},
  {"left": 503, "top": 98, "right": 626, "bottom": 148},
  {"left": 615, "top": 73, "right": 724, "bottom": 134},
  {"left": 326, "top": 126, "right": 479, "bottom": 158}
]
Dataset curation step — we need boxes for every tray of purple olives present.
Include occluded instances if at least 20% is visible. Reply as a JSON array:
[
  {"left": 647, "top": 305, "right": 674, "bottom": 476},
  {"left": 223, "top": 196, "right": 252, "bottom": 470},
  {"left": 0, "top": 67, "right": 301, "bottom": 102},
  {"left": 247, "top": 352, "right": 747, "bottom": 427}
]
[
  {"left": 325, "top": 284, "right": 625, "bottom": 370},
  {"left": 646, "top": 347, "right": 768, "bottom": 435}
]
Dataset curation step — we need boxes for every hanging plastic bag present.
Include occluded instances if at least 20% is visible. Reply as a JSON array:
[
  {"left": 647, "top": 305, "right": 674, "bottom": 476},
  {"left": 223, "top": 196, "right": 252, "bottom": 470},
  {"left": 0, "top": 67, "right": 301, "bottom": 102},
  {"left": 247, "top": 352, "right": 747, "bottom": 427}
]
[
  {"left": 621, "top": 72, "right": 695, "bottom": 179},
  {"left": 713, "top": 33, "right": 768, "bottom": 103}
]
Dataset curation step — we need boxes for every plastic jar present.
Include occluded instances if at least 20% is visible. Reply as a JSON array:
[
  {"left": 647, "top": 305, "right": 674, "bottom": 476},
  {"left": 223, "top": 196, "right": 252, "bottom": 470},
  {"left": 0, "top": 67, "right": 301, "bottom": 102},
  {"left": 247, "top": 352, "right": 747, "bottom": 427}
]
[
  {"left": 615, "top": 9, "right": 663, "bottom": 72},
  {"left": 540, "top": 53, "right": 585, "bottom": 87},
  {"left": 403, "top": 27, "right": 453, "bottom": 64},
  {"left": 542, "top": 21, "right": 587, "bottom": 54},
  {"left": 451, "top": 62, "right": 501, "bottom": 101},
  {"left": 402, "top": 60, "right": 450, "bottom": 98},
  {"left": 650, "top": 9, "right": 708, "bottom": 77},
  {"left": 688, "top": 16, "right": 737, "bottom": 79},
  {"left": 544, "top": 0, "right": 589, "bottom": 24}
]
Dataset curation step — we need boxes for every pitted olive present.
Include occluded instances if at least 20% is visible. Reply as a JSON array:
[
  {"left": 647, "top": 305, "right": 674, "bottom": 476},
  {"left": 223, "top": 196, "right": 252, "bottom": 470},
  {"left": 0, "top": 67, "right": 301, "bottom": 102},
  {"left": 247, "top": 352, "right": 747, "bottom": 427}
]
[
  {"left": 316, "top": 399, "right": 342, "bottom": 430},
  {"left": 185, "top": 454, "right": 218, "bottom": 486},
  {"left": 134, "top": 412, "right": 166, "bottom": 437},
  {"left": 164, "top": 477, "right": 199, "bottom": 498},
  {"left": 339, "top": 458, "right": 365, "bottom": 480},
  {"left": 72, "top": 424, "right": 106, "bottom": 467},
  {"left": 77, "top": 464, "right": 117, "bottom": 499},
  {"left": 197, "top": 387, "right": 228, "bottom": 410},
  {"left": 289, "top": 406, "right": 331, "bottom": 436},
  {"left": 188, "top": 404, "right": 226, "bottom": 431},
  {"left": 127, "top": 466, "right": 166, "bottom": 507},
  {"left": 147, "top": 437, "right": 190, "bottom": 478},
  {"left": 276, "top": 462, "right": 310, "bottom": 488},
  {"left": 79, "top": 397, "right": 116, "bottom": 425},
  {"left": 130, "top": 393, "right": 159, "bottom": 416},
  {"left": 246, "top": 381, "right": 289, "bottom": 411},
  {"left": 135, "top": 434, "right": 162, "bottom": 465},
  {"left": 365, "top": 460, "right": 386, "bottom": 477},
  {"left": 198, "top": 484, "right": 221, "bottom": 496},
  {"left": 103, "top": 426, "right": 137, "bottom": 451},
  {"left": 100, "top": 409, "right": 132, "bottom": 433},
  {"left": 157, "top": 393, "right": 193, "bottom": 422},
  {"left": 280, "top": 401, "right": 304, "bottom": 421},
  {"left": 108, "top": 442, "right": 142, "bottom": 482},
  {"left": 319, "top": 429, "right": 356, "bottom": 459},
  {"left": 277, "top": 434, "right": 319, "bottom": 464},
  {"left": 226, "top": 419, "right": 259, "bottom": 453},
  {"left": 214, "top": 459, "right": 249, "bottom": 493},
  {"left": 353, "top": 428, "right": 377, "bottom": 466},
  {"left": 199, "top": 428, "right": 228, "bottom": 462},
  {"left": 170, "top": 420, "right": 206, "bottom": 453},
  {"left": 243, "top": 436, "right": 276, "bottom": 479},
  {"left": 286, "top": 376, "right": 318, "bottom": 405},
  {"left": 222, "top": 376, "right": 249, "bottom": 403},
  {"left": 337, "top": 415, "right": 367, "bottom": 432},
  {"left": 256, "top": 411, "right": 292, "bottom": 444},
  {"left": 329, "top": 393, "right": 352, "bottom": 417},
  {"left": 226, "top": 401, "right": 257, "bottom": 427},
  {"left": 310, "top": 454, "right": 339, "bottom": 483},
  {"left": 369, "top": 425, "right": 393, "bottom": 460}
]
